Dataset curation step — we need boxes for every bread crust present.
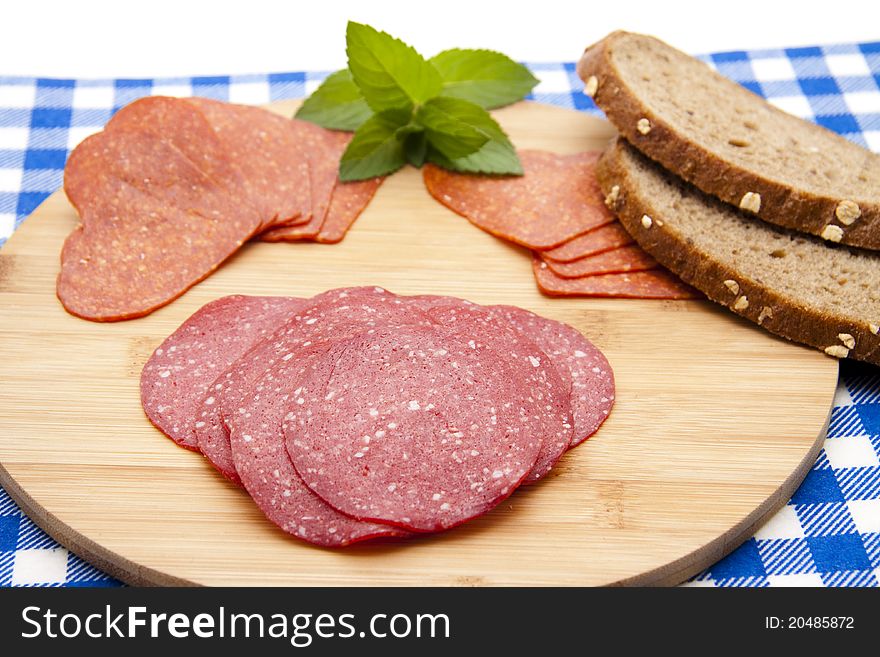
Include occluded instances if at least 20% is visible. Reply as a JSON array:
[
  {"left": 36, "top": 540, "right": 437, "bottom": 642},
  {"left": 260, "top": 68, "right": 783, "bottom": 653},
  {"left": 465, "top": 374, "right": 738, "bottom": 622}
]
[
  {"left": 579, "top": 31, "right": 880, "bottom": 250},
  {"left": 597, "top": 138, "right": 880, "bottom": 365}
]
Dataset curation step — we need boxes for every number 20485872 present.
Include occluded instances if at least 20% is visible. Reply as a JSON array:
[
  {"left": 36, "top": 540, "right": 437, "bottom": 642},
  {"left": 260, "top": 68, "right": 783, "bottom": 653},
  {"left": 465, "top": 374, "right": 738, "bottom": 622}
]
[{"left": 765, "top": 617, "right": 854, "bottom": 630}]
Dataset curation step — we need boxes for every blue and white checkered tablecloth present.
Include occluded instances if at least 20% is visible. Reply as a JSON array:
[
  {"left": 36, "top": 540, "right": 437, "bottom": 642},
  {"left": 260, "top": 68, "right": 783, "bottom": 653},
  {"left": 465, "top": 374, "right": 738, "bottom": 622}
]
[{"left": 1, "top": 42, "right": 879, "bottom": 587}]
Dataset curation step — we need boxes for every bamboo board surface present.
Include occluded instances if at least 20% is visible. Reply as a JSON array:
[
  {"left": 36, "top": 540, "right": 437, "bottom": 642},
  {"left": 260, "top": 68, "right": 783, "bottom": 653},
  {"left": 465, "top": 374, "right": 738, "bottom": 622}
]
[{"left": 0, "top": 101, "right": 838, "bottom": 586}]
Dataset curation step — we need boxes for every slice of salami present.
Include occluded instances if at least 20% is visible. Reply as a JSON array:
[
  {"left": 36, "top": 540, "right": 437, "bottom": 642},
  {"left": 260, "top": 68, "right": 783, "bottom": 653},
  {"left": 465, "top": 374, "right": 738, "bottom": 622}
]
[
  {"left": 140, "top": 295, "right": 304, "bottom": 451},
  {"left": 315, "top": 177, "right": 385, "bottom": 244},
  {"left": 532, "top": 255, "right": 701, "bottom": 299},
  {"left": 424, "top": 304, "right": 572, "bottom": 482},
  {"left": 103, "top": 96, "right": 261, "bottom": 222},
  {"left": 228, "top": 341, "right": 408, "bottom": 546},
  {"left": 258, "top": 125, "right": 349, "bottom": 241},
  {"left": 423, "top": 151, "right": 614, "bottom": 249},
  {"left": 196, "top": 287, "right": 430, "bottom": 482},
  {"left": 284, "top": 325, "right": 545, "bottom": 532},
  {"left": 57, "top": 171, "right": 260, "bottom": 321},
  {"left": 261, "top": 174, "right": 385, "bottom": 244},
  {"left": 544, "top": 245, "right": 658, "bottom": 278},
  {"left": 64, "top": 126, "right": 244, "bottom": 228},
  {"left": 539, "top": 223, "right": 635, "bottom": 263},
  {"left": 490, "top": 305, "right": 615, "bottom": 447},
  {"left": 186, "top": 98, "right": 312, "bottom": 228}
]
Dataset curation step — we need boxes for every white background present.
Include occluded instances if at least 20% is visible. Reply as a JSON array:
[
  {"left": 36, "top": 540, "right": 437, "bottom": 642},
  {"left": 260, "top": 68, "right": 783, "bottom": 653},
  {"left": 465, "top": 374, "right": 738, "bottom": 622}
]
[{"left": 1, "top": 0, "right": 878, "bottom": 78}]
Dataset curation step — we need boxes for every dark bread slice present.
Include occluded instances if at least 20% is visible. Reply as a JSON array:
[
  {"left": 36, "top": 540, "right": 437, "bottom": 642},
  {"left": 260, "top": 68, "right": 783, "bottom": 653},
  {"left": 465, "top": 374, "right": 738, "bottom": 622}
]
[
  {"left": 579, "top": 31, "right": 880, "bottom": 250},
  {"left": 597, "top": 138, "right": 880, "bottom": 365}
]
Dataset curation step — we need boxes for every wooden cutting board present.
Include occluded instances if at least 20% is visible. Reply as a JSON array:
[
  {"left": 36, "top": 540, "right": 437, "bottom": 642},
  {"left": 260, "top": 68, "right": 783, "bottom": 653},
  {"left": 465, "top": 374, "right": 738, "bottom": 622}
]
[{"left": 0, "top": 101, "right": 837, "bottom": 586}]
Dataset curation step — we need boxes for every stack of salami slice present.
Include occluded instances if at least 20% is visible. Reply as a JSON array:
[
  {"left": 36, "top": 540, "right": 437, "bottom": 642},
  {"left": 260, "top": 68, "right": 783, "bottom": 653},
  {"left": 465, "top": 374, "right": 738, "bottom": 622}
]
[
  {"left": 141, "top": 286, "right": 615, "bottom": 547},
  {"left": 422, "top": 150, "right": 699, "bottom": 299},
  {"left": 58, "top": 97, "right": 383, "bottom": 322}
]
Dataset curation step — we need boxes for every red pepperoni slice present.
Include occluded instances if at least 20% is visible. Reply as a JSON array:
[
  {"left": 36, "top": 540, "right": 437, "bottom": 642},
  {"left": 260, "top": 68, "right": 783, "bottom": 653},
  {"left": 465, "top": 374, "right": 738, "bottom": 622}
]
[
  {"left": 64, "top": 126, "right": 241, "bottom": 227},
  {"left": 543, "top": 245, "right": 657, "bottom": 278},
  {"left": 314, "top": 177, "right": 385, "bottom": 244},
  {"left": 258, "top": 126, "right": 350, "bottom": 241},
  {"left": 532, "top": 255, "right": 700, "bottom": 299},
  {"left": 538, "top": 222, "right": 635, "bottom": 263},
  {"left": 186, "top": 98, "right": 311, "bottom": 228},
  {"left": 57, "top": 148, "right": 262, "bottom": 321},
  {"left": 423, "top": 151, "right": 614, "bottom": 249},
  {"left": 103, "top": 96, "right": 260, "bottom": 222}
]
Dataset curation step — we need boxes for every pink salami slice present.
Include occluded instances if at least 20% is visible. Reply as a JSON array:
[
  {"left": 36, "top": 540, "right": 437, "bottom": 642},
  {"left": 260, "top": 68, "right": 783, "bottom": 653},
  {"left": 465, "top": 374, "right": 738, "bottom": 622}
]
[
  {"left": 424, "top": 304, "right": 573, "bottom": 482},
  {"left": 227, "top": 341, "right": 409, "bottom": 546},
  {"left": 140, "top": 295, "right": 305, "bottom": 451},
  {"left": 489, "top": 305, "right": 616, "bottom": 447},
  {"left": 284, "top": 324, "right": 545, "bottom": 532},
  {"left": 196, "top": 287, "right": 430, "bottom": 483}
]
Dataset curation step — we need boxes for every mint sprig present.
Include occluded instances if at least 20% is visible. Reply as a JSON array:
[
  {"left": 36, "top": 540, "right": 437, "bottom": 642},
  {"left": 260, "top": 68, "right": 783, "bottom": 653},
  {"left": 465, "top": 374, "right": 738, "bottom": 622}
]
[
  {"left": 430, "top": 48, "right": 540, "bottom": 109},
  {"left": 295, "top": 70, "right": 371, "bottom": 131},
  {"left": 295, "top": 21, "right": 538, "bottom": 181}
]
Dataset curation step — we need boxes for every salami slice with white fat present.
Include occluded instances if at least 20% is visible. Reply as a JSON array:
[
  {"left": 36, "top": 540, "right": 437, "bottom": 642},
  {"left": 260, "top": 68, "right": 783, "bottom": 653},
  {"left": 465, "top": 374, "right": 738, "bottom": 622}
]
[
  {"left": 424, "top": 303, "right": 573, "bottom": 482},
  {"left": 227, "top": 341, "right": 409, "bottom": 546},
  {"left": 284, "top": 324, "right": 545, "bottom": 532},
  {"left": 196, "top": 287, "right": 430, "bottom": 482},
  {"left": 140, "top": 295, "right": 304, "bottom": 450},
  {"left": 143, "top": 287, "right": 617, "bottom": 545},
  {"left": 490, "top": 305, "right": 615, "bottom": 447}
]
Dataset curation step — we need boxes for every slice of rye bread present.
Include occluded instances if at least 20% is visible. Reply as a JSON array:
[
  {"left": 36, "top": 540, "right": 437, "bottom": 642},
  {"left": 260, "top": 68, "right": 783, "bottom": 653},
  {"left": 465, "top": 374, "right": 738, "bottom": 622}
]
[
  {"left": 597, "top": 138, "right": 880, "bottom": 365},
  {"left": 578, "top": 31, "right": 880, "bottom": 250}
]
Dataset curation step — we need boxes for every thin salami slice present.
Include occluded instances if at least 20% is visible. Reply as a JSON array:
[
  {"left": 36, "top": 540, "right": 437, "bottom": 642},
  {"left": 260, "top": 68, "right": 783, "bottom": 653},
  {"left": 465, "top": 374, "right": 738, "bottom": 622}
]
[
  {"left": 186, "top": 98, "right": 311, "bottom": 228},
  {"left": 543, "top": 245, "right": 657, "bottom": 278},
  {"left": 140, "top": 295, "right": 304, "bottom": 451},
  {"left": 103, "top": 96, "right": 260, "bottom": 222},
  {"left": 532, "top": 255, "right": 700, "bottom": 299},
  {"left": 57, "top": 169, "right": 260, "bottom": 321},
  {"left": 423, "top": 151, "right": 614, "bottom": 249},
  {"left": 539, "top": 223, "right": 635, "bottom": 263},
  {"left": 196, "top": 287, "right": 429, "bottom": 483},
  {"left": 228, "top": 341, "right": 408, "bottom": 546},
  {"left": 258, "top": 126, "right": 349, "bottom": 241},
  {"left": 424, "top": 304, "right": 572, "bottom": 482},
  {"left": 314, "top": 177, "right": 385, "bottom": 244},
  {"left": 489, "top": 305, "right": 615, "bottom": 447},
  {"left": 64, "top": 126, "right": 242, "bottom": 228},
  {"left": 284, "top": 325, "right": 545, "bottom": 532}
]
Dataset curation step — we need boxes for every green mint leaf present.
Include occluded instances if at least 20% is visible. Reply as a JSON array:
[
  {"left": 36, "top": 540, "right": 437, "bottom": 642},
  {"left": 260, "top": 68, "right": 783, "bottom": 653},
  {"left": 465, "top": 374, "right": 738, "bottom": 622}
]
[
  {"left": 426, "top": 115, "right": 522, "bottom": 175},
  {"left": 404, "top": 131, "right": 427, "bottom": 167},
  {"left": 430, "top": 48, "right": 538, "bottom": 109},
  {"left": 391, "top": 123, "right": 427, "bottom": 167},
  {"left": 339, "top": 109, "right": 410, "bottom": 181},
  {"left": 294, "top": 69, "right": 372, "bottom": 131},
  {"left": 416, "top": 97, "right": 491, "bottom": 160},
  {"left": 428, "top": 139, "right": 523, "bottom": 175},
  {"left": 346, "top": 22, "right": 442, "bottom": 113}
]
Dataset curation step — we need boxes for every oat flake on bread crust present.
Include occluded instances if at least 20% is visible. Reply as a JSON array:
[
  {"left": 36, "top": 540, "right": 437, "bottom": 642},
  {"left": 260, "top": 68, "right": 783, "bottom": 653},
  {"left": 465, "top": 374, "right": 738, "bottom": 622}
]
[{"left": 597, "top": 137, "right": 880, "bottom": 366}]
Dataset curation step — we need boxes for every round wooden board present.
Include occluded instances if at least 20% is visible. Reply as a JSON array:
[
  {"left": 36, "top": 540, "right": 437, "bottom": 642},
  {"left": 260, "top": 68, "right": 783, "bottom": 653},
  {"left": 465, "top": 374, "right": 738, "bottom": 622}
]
[{"left": 0, "top": 101, "right": 837, "bottom": 586}]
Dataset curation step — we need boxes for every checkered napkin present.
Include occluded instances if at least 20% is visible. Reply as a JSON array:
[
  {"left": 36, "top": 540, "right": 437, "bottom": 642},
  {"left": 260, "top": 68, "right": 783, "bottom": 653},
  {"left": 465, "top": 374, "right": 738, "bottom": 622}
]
[{"left": 1, "top": 42, "right": 879, "bottom": 587}]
